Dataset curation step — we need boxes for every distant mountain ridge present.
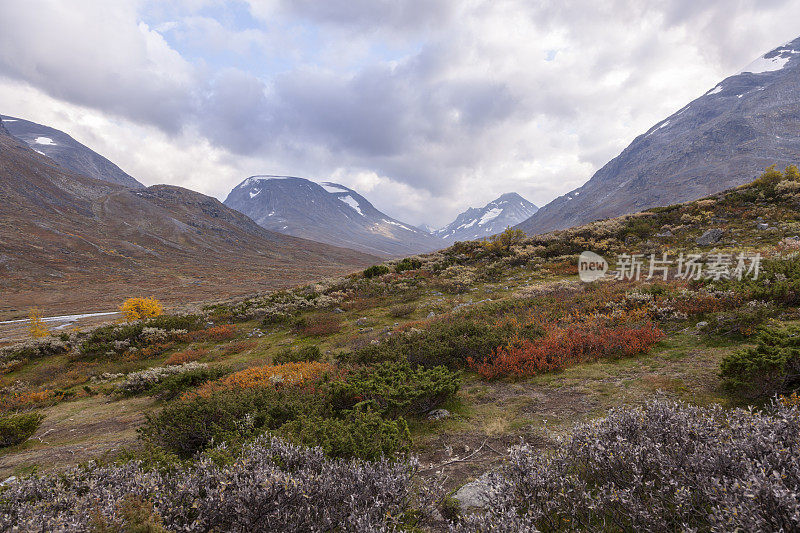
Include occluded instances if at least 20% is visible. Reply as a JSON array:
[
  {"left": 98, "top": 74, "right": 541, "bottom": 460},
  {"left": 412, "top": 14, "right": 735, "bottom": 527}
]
[
  {"left": 436, "top": 192, "right": 538, "bottom": 241},
  {"left": 224, "top": 176, "right": 443, "bottom": 256},
  {"left": 0, "top": 114, "right": 143, "bottom": 189},
  {"left": 518, "top": 35, "right": 800, "bottom": 235},
  {"left": 0, "top": 124, "right": 376, "bottom": 317}
]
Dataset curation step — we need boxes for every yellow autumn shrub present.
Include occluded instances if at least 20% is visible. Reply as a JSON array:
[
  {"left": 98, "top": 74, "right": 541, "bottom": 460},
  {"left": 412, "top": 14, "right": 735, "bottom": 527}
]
[
  {"left": 27, "top": 308, "right": 49, "bottom": 339},
  {"left": 120, "top": 297, "right": 163, "bottom": 321}
]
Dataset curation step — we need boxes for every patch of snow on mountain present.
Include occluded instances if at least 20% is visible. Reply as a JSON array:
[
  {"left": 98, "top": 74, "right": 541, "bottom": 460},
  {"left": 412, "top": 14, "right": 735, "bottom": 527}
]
[
  {"left": 340, "top": 195, "right": 364, "bottom": 216},
  {"left": 321, "top": 182, "right": 349, "bottom": 193},
  {"left": 34, "top": 136, "right": 56, "bottom": 146},
  {"left": 707, "top": 85, "right": 723, "bottom": 95},
  {"left": 249, "top": 189, "right": 261, "bottom": 198},
  {"left": 742, "top": 55, "right": 791, "bottom": 74},
  {"left": 383, "top": 219, "right": 413, "bottom": 231},
  {"left": 2, "top": 119, "right": 17, "bottom": 122},
  {"left": 478, "top": 208, "right": 503, "bottom": 225}
]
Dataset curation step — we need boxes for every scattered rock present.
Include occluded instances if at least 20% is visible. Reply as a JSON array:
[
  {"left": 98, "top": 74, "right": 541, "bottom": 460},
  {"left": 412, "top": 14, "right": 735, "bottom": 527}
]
[
  {"left": 333, "top": 307, "right": 344, "bottom": 314},
  {"left": 655, "top": 230, "right": 673, "bottom": 237},
  {"left": 427, "top": 311, "right": 436, "bottom": 318},
  {"left": 696, "top": 229, "right": 724, "bottom": 246},
  {"left": 696, "top": 321, "right": 708, "bottom": 329},
  {"left": 757, "top": 222, "right": 769, "bottom": 230},
  {"left": 453, "top": 473, "right": 493, "bottom": 511},
  {"left": 0, "top": 476, "right": 17, "bottom": 487},
  {"left": 428, "top": 409, "right": 451, "bottom": 421},
  {"left": 355, "top": 317, "right": 368, "bottom": 326}
]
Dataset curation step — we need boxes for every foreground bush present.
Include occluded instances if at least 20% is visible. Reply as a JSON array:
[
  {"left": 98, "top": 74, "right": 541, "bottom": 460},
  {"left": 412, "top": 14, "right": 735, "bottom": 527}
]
[
  {"left": 281, "top": 409, "right": 411, "bottom": 460},
  {"left": 0, "top": 412, "right": 44, "bottom": 448},
  {"left": 457, "top": 398, "right": 800, "bottom": 532},
  {"left": 327, "top": 361, "right": 460, "bottom": 418},
  {"left": 1, "top": 436, "right": 416, "bottom": 532},
  {"left": 721, "top": 323, "right": 800, "bottom": 398},
  {"left": 140, "top": 387, "right": 319, "bottom": 457}
]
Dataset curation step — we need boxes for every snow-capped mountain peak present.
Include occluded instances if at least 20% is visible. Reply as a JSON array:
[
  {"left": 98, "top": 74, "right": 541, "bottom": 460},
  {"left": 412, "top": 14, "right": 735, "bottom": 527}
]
[
  {"left": 224, "top": 176, "right": 442, "bottom": 256},
  {"left": 436, "top": 192, "right": 538, "bottom": 242}
]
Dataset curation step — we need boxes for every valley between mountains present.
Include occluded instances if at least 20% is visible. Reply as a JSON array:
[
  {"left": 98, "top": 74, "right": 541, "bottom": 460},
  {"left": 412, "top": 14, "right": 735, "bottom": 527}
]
[{"left": 3, "top": 30, "right": 800, "bottom": 533}]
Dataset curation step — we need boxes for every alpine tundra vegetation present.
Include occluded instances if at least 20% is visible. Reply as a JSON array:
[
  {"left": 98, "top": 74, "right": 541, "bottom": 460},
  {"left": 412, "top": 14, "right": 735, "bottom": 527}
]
[{"left": 3, "top": 168, "right": 800, "bottom": 530}]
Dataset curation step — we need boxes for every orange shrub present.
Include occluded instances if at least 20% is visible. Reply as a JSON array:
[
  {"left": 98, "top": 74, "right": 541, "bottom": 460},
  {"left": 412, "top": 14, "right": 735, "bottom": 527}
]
[
  {"left": 221, "top": 340, "right": 258, "bottom": 357},
  {"left": 0, "top": 390, "right": 63, "bottom": 412},
  {"left": 165, "top": 348, "right": 208, "bottom": 366},
  {"left": 193, "top": 361, "right": 331, "bottom": 397},
  {"left": 136, "top": 342, "right": 175, "bottom": 360},
  {"left": 178, "top": 325, "right": 237, "bottom": 343},
  {"left": 673, "top": 294, "right": 738, "bottom": 316},
  {"left": 469, "top": 322, "right": 665, "bottom": 379}
]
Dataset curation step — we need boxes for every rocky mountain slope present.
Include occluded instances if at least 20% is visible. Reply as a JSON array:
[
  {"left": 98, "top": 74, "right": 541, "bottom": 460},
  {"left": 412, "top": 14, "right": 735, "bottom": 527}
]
[
  {"left": 0, "top": 127, "right": 377, "bottom": 318},
  {"left": 0, "top": 114, "right": 143, "bottom": 189},
  {"left": 436, "top": 192, "right": 538, "bottom": 241},
  {"left": 224, "top": 176, "right": 443, "bottom": 256},
  {"left": 519, "top": 36, "right": 800, "bottom": 235}
]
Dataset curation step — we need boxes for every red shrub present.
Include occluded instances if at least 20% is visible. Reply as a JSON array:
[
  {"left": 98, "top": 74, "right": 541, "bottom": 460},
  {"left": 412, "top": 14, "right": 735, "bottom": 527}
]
[
  {"left": 300, "top": 315, "right": 342, "bottom": 337},
  {"left": 469, "top": 322, "right": 665, "bottom": 379}
]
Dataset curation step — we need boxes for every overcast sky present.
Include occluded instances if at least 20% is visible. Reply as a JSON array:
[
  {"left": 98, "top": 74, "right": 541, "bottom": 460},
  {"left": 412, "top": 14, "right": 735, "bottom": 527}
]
[{"left": 2, "top": 1, "right": 800, "bottom": 227}]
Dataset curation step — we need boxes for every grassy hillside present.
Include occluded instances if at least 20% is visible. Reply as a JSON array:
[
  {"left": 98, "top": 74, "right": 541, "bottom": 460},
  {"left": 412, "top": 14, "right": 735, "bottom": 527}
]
[{"left": 2, "top": 167, "right": 800, "bottom": 531}]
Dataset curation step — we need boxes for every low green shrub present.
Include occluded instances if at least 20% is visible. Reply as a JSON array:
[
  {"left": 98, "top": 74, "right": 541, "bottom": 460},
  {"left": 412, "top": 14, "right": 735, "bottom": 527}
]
[
  {"left": 77, "top": 315, "right": 204, "bottom": 359},
  {"left": 720, "top": 323, "right": 800, "bottom": 398},
  {"left": 273, "top": 345, "right": 321, "bottom": 364},
  {"left": 147, "top": 366, "right": 229, "bottom": 400},
  {"left": 708, "top": 256, "right": 800, "bottom": 306},
  {"left": 395, "top": 257, "right": 422, "bottom": 272},
  {"left": 1, "top": 338, "right": 70, "bottom": 363},
  {"left": 140, "top": 387, "right": 320, "bottom": 457},
  {"left": 280, "top": 409, "right": 410, "bottom": 460},
  {"left": 326, "top": 361, "right": 460, "bottom": 418},
  {"left": 348, "top": 320, "right": 511, "bottom": 368},
  {"left": 700, "top": 301, "right": 780, "bottom": 337},
  {"left": 363, "top": 264, "right": 390, "bottom": 278},
  {"left": 0, "top": 412, "right": 44, "bottom": 448}
]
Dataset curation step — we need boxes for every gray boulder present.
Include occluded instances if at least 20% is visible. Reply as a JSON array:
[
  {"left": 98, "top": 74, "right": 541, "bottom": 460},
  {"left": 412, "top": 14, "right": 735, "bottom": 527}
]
[
  {"left": 453, "top": 473, "right": 493, "bottom": 511},
  {"left": 697, "top": 229, "right": 724, "bottom": 246}
]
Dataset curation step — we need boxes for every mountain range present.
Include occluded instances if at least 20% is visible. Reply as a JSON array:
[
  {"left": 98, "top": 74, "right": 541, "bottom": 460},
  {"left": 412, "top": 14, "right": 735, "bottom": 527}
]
[
  {"left": 5, "top": 33, "right": 800, "bottom": 317},
  {"left": 0, "top": 120, "right": 376, "bottom": 318},
  {"left": 518, "top": 36, "right": 800, "bottom": 235}
]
